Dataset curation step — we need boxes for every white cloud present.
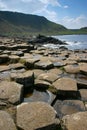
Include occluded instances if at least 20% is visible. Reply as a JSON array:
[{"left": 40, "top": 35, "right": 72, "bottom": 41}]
[
  {"left": 0, "top": 0, "right": 7, "bottom": 10},
  {"left": 64, "top": 5, "right": 68, "bottom": 9},
  {"left": 59, "top": 15, "right": 87, "bottom": 29}
]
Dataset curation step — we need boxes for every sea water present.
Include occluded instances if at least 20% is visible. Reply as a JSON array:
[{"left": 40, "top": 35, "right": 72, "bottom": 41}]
[{"left": 44, "top": 35, "right": 87, "bottom": 50}]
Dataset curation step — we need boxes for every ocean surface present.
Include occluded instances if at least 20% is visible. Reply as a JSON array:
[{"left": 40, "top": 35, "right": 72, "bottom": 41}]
[{"left": 44, "top": 35, "right": 87, "bottom": 50}]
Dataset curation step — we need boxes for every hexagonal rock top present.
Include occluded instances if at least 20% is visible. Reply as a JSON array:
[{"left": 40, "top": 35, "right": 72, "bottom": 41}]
[
  {"left": 79, "top": 63, "right": 87, "bottom": 75},
  {"left": 53, "top": 77, "right": 77, "bottom": 91},
  {"left": 0, "top": 81, "right": 23, "bottom": 104},
  {"left": 0, "top": 111, "right": 17, "bottom": 130},
  {"left": 64, "top": 64, "right": 80, "bottom": 74},
  {"left": 61, "top": 111, "right": 87, "bottom": 130},
  {"left": 17, "top": 102, "right": 60, "bottom": 130}
]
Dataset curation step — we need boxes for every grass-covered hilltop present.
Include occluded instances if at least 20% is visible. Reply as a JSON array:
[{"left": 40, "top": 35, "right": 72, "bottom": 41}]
[{"left": 0, "top": 11, "right": 87, "bottom": 37}]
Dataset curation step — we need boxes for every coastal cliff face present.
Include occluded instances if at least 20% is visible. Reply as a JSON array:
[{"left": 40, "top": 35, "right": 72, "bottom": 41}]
[{"left": 0, "top": 36, "right": 87, "bottom": 130}]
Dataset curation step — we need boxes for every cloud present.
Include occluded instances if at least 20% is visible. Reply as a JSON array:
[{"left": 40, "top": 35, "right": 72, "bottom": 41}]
[
  {"left": 59, "top": 15, "right": 87, "bottom": 29},
  {"left": 64, "top": 5, "right": 68, "bottom": 9},
  {"left": 0, "top": 0, "right": 7, "bottom": 10}
]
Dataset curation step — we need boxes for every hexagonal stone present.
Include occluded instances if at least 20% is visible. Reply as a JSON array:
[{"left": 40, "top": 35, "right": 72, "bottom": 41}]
[
  {"left": 53, "top": 100, "right": 85, "bottom": 118},
  {"left": 0, "top": 65, "right": 9, "bottom": 72},
  {"left": 0, "top": 111, "right": 17, "bottom": 130},
  {"left": 9, "top": 55, "right": 20, "bottom": 63},
  {"left": 0, "top": 54, "right": 9, "bottom": 64},
  {"left": 64, "top": 64, "right": 80, "bottom": 74},
  {"left": 10, "top": 70, "right": 34, "bottom": 87},
  {"left": 61, "top": 111, "right": 87, "bottom": 130},
  {"left": 17, "top": 102, "right": 60, "bottom": 130},
  {"left": 35, "top": 60, "right": 54, "bottom": 69},
  {"left": 0, "top": 81, "right": 23, "bottom": 104},
  {"left": 48, "top": 68, "right": 63, "bottom": 75},
  {"left": 37, "top": 72, "right": 59, "bottom": 83},
  {"left": 9, "top": 63, "right": 24, "bottom": 70},
  {"left": 79, "top": 89, "right": 87, "bottom": 102},
  {"left": 53, "top": 77, "right": 77, "bottom": 91},
  {"left": 79, "top": 63, "right": 87, "bottom": 75},
  {"left": 35, "top": 79, "right": 52, "bottom": 90}
]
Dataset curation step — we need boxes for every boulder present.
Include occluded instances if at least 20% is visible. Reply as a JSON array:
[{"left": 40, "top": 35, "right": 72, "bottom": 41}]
[
  {"left": 0, "top": 111, "right": 17, "bottom": 130},
  {"left": 0, "top": 81, "right": 23, "bottom": 104},
  {"left": 61, "top": 111, "right": 87, "bottom": 130},
  {"left": 17, "top": 102, "right": 60, "bottom": 130},
  {"left": 53, "top": 100, "right": 85, "bottom": 118}
]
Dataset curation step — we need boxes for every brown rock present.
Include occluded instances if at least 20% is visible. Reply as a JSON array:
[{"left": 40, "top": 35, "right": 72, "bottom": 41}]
[
  {"left": 61, "top": 111, "right": 87, "bottom": 130},
  {"left": 17, "top": 102, "right": 60, "bottom": 130},
  {"left": 0, "top": 111, "right": 17, "bottom": 130}
]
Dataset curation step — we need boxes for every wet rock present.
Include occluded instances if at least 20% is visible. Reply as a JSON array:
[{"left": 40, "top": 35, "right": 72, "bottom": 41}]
[
  {"left": 37, "top": 72, "right": 59, "bottom": 83},
  {"left": 10, "top": 70, "right": 34, "bottom": 88},
  {"left": 61, "top": 111, "right": 87, "bottom": 130},
  {"left": 0, "top": 81, "right": 23, "bottom": 104},
  {"left": 53, "top": 100, "right": 85, "bottom": 118},
  {"left": 0, "top": 111, "right": 17, "bottom": 130},
  {"left": 64, "top": 64, "right": 80, "bottom": 74},
  {"left": 0, "top": 54, "right": 9, "bottom": 64},
  {"left": 53, "top": 61, "right": 65, "bottom": 67},
  {"left": 17, "top": 102, "right": 60, "bottom": 130},
  {"left": 11, "top": 51, "right": 24, "bottom": 57},
  {"left": 24, "top": 89, "right": 56, "bottom": 105},
  {"left": 79, "top": 89, "right": 87, "bottom": 102}
]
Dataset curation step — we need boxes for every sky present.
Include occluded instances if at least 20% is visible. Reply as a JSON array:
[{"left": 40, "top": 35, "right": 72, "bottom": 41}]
[{"left": 0, "top": 0, "right": 87, "bottom": 29}]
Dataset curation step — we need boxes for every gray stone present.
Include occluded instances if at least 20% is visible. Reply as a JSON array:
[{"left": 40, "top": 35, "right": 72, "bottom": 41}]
[
  {"left": 0, "top": 81, "right": 23, "bottom": 104},
  {"left": 61, "top": 111, "right": 87, "bottom": 130},
  {"left": 17, "top": 102, "right": 60, "bottom": 130},
  {"left": 0, "top": 111, "right": 17, "bottom": 130},
  {"left": 53, "top": 100, "right": 85, "bottom": 118}
]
